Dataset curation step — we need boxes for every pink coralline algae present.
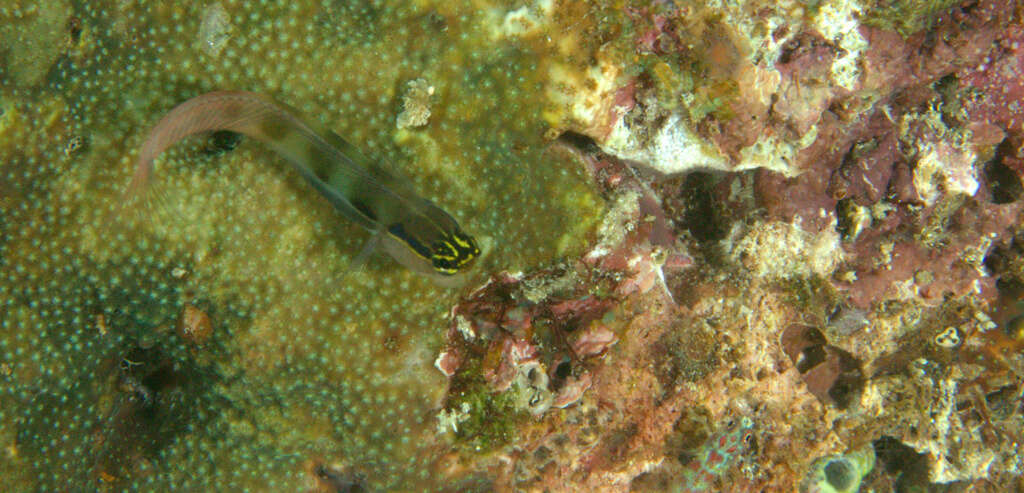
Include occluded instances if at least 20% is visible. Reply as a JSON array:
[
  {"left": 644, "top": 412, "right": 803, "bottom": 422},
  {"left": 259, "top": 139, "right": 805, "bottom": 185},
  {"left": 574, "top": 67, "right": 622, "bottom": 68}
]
[
  {"left": 438, "top": 266, "right": 622, "bottom": 402},
  {"left": 461, "top": 1, "right": 1024, "bottom": 490},
  {"left": 960, "top": 20, "right": 1024, "bottom": 179}
]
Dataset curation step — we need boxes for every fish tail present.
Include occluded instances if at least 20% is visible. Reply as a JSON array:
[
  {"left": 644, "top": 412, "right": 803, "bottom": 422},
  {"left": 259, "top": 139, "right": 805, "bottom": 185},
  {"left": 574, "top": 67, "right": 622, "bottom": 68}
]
[{"left": 127, "top": 91, "right": 281, "bottom": 197}]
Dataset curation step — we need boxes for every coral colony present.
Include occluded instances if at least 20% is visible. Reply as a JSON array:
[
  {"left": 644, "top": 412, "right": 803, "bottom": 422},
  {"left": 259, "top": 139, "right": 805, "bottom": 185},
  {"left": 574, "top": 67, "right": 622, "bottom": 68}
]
[{"left": 2, "top": 0, "right": 1024, "bottom": 491}]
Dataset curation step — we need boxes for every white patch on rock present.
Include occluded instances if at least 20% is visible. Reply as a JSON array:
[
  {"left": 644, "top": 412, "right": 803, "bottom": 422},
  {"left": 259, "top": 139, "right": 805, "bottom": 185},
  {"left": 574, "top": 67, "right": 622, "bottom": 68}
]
[
  {"left": 814, "top": 0, "right": 867, "bottom": 91},
  {"left": 492, "top": 0, "right": 554, "bottom": 38},
  {"left": 436, "top": 402, "right": 471, "bottom": 434},
  {"left": 510, "top": 361, "right": 553, "bottom": 416},
  {"left": 591, "top": 190, "right": 640, "bottom": 253},
  {"left": 602, "top": 114, "right": 726, "bottom": 175},
  {"left": 546, "top": 59, "right": 623, "bottom": 137},
  {"left": 602, "top": 113, "right": 813, "bottom": 177},
  {"left": 454, "top": 315, "right": 475, "bottom": 341},
  {"left": 912, "top": 141, "right": 979, "bottom": 205},
  {"left": 724, "top": 218, "right": 844, "bottom": 280}
]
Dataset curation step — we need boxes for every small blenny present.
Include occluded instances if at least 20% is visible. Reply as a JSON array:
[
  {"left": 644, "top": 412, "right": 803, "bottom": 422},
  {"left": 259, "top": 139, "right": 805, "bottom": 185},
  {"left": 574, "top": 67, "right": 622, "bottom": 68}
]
[{"left": 128, "top": 91, "right": 480, "bottom": 285}]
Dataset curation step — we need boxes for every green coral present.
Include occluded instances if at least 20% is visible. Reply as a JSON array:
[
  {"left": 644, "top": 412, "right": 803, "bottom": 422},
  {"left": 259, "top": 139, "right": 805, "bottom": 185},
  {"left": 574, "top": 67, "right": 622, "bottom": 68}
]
[
  {"left": 0, "top": 0, "right": 605, "bottom": 490},
  {"left": 0, "top": 0, "right": 72, "bottom": 87}
]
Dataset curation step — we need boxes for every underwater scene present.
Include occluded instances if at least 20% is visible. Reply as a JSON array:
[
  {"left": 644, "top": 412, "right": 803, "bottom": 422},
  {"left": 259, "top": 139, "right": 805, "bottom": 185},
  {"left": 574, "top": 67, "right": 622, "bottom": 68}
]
[{"left": 1, "top": 0, "right": 1023, "bottom": 491}]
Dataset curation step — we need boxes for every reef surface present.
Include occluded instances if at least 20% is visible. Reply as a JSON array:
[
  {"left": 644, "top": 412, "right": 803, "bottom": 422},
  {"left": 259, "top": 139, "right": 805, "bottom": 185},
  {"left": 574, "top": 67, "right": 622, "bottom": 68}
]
[{"left": 1, "top": 0, "right": 1023, "bottom": 491}]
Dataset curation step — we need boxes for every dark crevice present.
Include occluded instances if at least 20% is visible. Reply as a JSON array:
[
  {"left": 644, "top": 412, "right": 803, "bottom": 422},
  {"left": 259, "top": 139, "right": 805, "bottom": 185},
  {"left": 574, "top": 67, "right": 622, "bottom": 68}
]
[
  {"left": 781, "top": 324, "right": 865, "bottom": 409},
  {"left": 555, "top": 130, "right": 602, "bottom": 154},
  {"left": 873, "top": 436, "right": 932, "bottom": 492},
  {"left": 549, "top": 356, "right": 573, "bottom": 393},
  {"left": 67, "top": 16, "right": 83, "bottom": 44},
  {"left": 984, "top": 143, "right": 1024, "bottom": 204},
  {"left": 678, "top": 172, "right": 731, "bottom": 244},
  {"left": 89, "top": 338, "right": 226, "bottom": 487},
  {"left": 314, "top": 463, "right": 367, "bottom": 493}
]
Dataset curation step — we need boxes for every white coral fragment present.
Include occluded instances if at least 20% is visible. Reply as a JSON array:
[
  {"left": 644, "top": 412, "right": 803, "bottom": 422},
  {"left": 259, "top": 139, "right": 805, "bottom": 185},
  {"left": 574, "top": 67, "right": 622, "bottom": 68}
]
[
  {"left": 603, "top": 114, "right": 811, "bottom": 177},
  {"left": 725, "top": 219, "right": 843, "bottom": 280},
  {"left": 396, "top": 78, "right": 434, "bottom": 129},
  {"left": 493, "top": 0, "right": 554, "bottom": 38},
  {"left": 603, "top": 114, "right": 726, "bottom": 175},
  {"left": 912, "top": 141, "right": 979, "bottom": 206},
  {"left": 436, "top": 402, "right": 471, "bottom": 434},
  {"left": 197, "top": 3, "right": 232, "bottom": 57},
  {"left": 510, "top": 362, "right": 553, "bottom": 417},
  {"left": 813, "top": 0, "right": 867, "bottom": 91}
]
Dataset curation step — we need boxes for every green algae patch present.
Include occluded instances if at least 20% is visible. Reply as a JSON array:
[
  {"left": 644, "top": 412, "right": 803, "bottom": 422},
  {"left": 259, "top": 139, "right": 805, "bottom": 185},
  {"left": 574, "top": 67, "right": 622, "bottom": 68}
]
[
  {"left": 442, "top": 360, "right": 526, "bottom": 454},
  {"left": 862, "top": 0, "right": 963, "bottom": 37}
]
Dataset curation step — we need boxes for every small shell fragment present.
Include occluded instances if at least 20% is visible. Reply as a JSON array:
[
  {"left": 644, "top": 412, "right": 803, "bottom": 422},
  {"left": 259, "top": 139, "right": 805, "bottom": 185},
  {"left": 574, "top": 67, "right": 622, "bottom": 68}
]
[
  {"left": 434, "top": 350, "right": 460, "bottom": 377},
  {"left": 198, "top": 3, "right": 232, "bottom": 57},
  {"left": 552, "top": 371, "right": 592, "bottom": 408},
  {"left": 934, "top": 326, "right": 962, "bottom": 348},
  {"left": 178, "top": 304, "right": 213, "bottom": 345}
]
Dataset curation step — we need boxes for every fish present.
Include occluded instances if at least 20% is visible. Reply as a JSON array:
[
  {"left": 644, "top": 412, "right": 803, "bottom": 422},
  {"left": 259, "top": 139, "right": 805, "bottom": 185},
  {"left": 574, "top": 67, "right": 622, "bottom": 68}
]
[{"left": 128, "top": 91, "right": 480, "bottom": 285}]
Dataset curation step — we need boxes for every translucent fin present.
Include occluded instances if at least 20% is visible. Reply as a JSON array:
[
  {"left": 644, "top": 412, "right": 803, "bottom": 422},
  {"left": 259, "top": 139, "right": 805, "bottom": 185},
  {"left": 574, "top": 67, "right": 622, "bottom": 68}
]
[
  {"left": 101, "top": 173, "right": 175, "bottom": 233},
  {"left": 339, "top": 229, "right": 383, "bottom": 281}
]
